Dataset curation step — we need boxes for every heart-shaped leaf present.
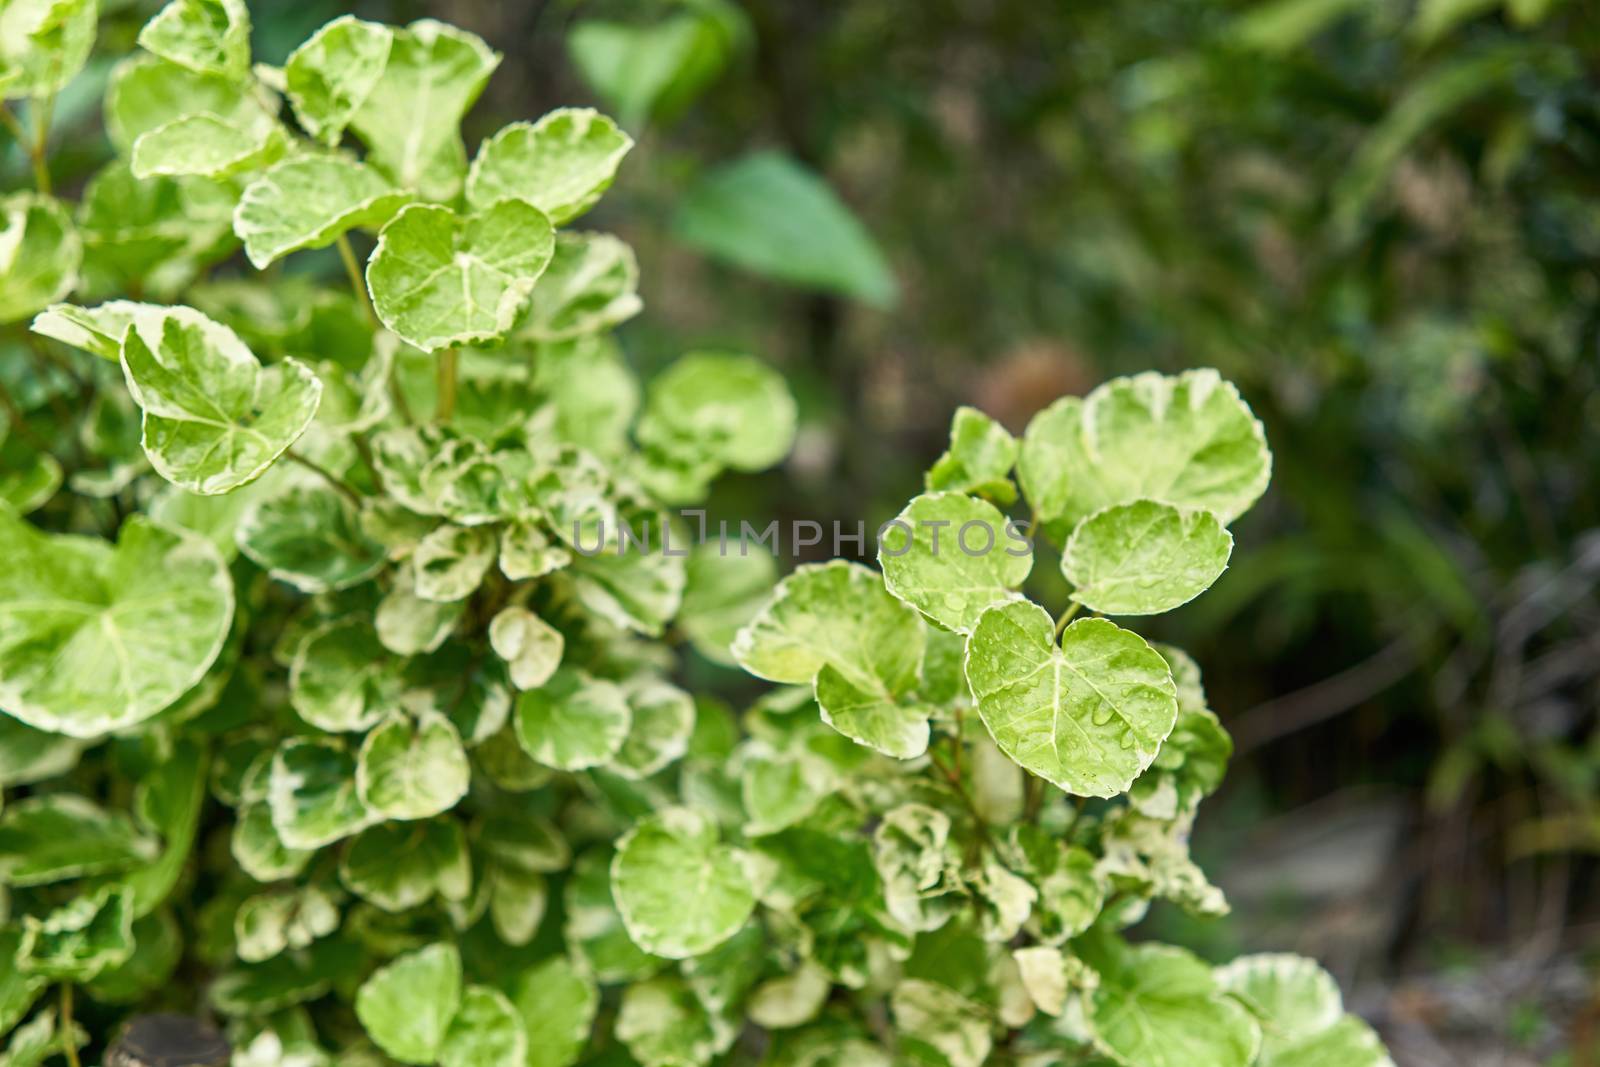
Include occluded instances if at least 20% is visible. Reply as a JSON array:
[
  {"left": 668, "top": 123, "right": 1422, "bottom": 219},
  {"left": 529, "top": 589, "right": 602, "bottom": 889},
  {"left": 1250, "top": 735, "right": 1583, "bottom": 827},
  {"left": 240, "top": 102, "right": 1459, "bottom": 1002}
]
[
  {"left": 357, "top": 713, "right": 470, "bottom": 822},
  {"left": 964, "top": 601, "right": 1177, "bottom": 797},
  {"left": 612, "top": 807, "right": 754, "bottom": 959},
  {"left": 355, "top": 942, "right": 462, "bottom": 1065},
  {"left": 733, "top": 561, "right": 930, "bottom": 759},
  {"left": 348, "top": 20, "right": 500, "bottom": 200},
  {"left": 513, "top": 669, "right": 631, "bottom": 771}
]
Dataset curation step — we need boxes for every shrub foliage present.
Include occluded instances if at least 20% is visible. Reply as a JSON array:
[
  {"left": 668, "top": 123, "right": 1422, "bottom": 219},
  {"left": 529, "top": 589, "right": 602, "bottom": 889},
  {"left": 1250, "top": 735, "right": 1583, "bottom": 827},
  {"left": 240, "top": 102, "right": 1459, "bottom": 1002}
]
[{"left": 0, "top": 3, "right": 1393, "bottom": 1066}]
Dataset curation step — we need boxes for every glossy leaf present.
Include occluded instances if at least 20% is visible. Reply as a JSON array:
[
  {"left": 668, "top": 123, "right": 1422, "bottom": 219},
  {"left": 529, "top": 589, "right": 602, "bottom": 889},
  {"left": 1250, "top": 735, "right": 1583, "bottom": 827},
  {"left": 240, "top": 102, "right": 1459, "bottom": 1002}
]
[
  {"left": 1062, "top": 500, "right": 1233, "bottom": 616},
  {"left": 964, "top": 602, "right": 1178, "bottom": 797},
  {"left": 879, "top": 491, "right": 1033, "bottom": 633}
]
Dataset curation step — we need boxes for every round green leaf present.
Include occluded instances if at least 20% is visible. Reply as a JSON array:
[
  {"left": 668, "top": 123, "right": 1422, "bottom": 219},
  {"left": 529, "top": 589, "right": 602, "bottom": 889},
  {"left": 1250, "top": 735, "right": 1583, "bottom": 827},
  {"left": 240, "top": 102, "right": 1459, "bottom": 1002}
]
[
  {"left": 732, "top": 560, "right": 930, "bottom": 759},
  {"left": 237, "top": 485, "right": 386, "bottom": 593},
  {"left": 267, "top": 737, "right": 372, "bottom": 850},
  {"left": 467, "top": 108, "right": 633, "bottom": 224},
  {"left": 638, "top": 351, "right": 796, "bottom": 473},
  {"left": 348, "top": 20, "right": 500, "bottom": 201},
  {"left": 105, "top": 53, "right": 260, "bottom": 152},
  {"left": 563, "top": 851, "right": 662, "bottom": 984},
  {"left": 440, "top": 985, "right": 528, "bottom": 1067},
  {"left": 355, "top": 942, "right": 463, "bottom": 1065},
  {"left": 509, "top": 956, "right": 598, "bottom": 1067},
  {"left": 130, "top": 111, "right": 286, "bottom": 180},
  {"left": 1019, "top": 369, "right": 1271, "bottom": 532},
  {"left": 926, "top": 405, "right": 1019, "bottom": 504},
  {"left": 412, "top": 523, "right": 497, "bottom": 602},
  {"left": 1062, "top": 500, "right": 1233, "bottom": 616},
  {"left": 964, "top": 602, "right": 1178, "bottom": 798},
  {"left": 235, "top": 156, "right": 411, "bottom": 269},
  {"left": 517, "top": 231, "right": 642, "bottom": 342},
  {"left": 879, "top": 491, "right": 1033, "bottom": 633},
  {"left": 0, "top": 510, "right": 233, "bottom": 738},
  {"left": 120, "top": 308, "right": 322, "bottom": 495},
  {"left": 611, "top": 806, "right": 755, "bottom": 959},
  {"left": 356, "top": 712, "right": 471, "bottom": 821},
  {"left": 1081, "top": 936, "right": 1261, "bottom": 1067},
  {"left": 340, "top": 818, "right": 471, "bottom": 913},
  {"left": 488, "top": 606, "right": 564, "bottom": 690},
  {"left": 610, "top": 677, "right": 696, "bottom": 780},
  {"left": 367, "top": 200, "right": 555, "bottom": 351},
  {"left": 1214, "top": 954, "right": 1391, "bottom": 1066},
  {"left": 289, "top": 619, "right": 405, "bottom": 733},
  {"left": 514, "top": 669, "right": 632, "bottom": 771}
]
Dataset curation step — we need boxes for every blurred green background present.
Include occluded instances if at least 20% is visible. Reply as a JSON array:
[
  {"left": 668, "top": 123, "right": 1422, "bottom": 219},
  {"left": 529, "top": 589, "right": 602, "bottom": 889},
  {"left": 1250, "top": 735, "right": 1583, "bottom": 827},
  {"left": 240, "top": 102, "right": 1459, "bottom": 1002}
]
[{"left": 13, "top": 0, "right": 1600, "bottom": 1061}]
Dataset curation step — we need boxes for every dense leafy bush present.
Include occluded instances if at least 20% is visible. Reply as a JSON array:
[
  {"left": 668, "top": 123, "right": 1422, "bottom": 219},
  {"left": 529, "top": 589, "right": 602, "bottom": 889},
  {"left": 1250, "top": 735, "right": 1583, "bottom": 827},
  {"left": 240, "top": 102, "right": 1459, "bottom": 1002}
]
[{"left": 0, "top": 3, "right": 1397, "bottom": 1065}]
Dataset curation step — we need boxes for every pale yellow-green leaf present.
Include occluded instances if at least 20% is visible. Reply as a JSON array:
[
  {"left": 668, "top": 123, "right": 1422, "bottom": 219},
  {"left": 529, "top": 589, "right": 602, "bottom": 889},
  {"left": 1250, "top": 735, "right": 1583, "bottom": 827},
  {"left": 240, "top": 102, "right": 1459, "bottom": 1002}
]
[
  {"left": 366, "top": 200, "right": 555, "bottom": 351},
  {"left": 120, "top": 308, "right": 321, "bottom": 494},
  {"left": 234, "top": 156, "right": 410, "bottom": 268},
  {"left": 348, "top": 19, "right": 500, "bottom": 200},
  {"left": 466, "top": 108, "right": 633, "bottom": 224},
  {"left": 137, "top": 0, "right": 251, "bottom": 80},
  {"left": 612, "top": 806, "right": 755, "bottom": 959},
  {"left": 964, "top": 602, "right": 1177, "bottom": 797},
  {"left": 355, "top": 942, "right": 462, "bottom": 1065},
  {"left": 1063, "top": 500, "right": 1233, "bottom": 616},
  {"left": 356, "top": 712, "right": 470, "bottom": 821},
  {"left": 283, "top": 15, "right": 392, "bottom": 145},
  {"left": 0, "top": 510, "right": 232, "bottom": 738},
  {"left": 879, "top": 491, "right": 1032, "bottom": 633},
  {"left": 0, "top": 194, "right": 80, "bottom": 325},
  {"left": 1019, "top": 369, "right": 1271, "bottom": 532}
]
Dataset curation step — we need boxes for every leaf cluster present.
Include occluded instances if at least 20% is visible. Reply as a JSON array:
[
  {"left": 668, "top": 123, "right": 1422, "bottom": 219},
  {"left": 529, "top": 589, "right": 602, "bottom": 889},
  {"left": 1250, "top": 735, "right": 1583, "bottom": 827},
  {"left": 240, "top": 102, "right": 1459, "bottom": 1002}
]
[{"left": 0, "top": 4, "right": 1392, "bottom": 1066}]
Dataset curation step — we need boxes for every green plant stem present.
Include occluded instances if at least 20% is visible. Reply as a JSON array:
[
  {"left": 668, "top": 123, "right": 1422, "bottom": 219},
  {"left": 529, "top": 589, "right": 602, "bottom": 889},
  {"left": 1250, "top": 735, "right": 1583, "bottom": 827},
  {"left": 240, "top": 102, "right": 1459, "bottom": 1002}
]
[
  {"left": 1023, "top": 773, "right": 1044, "bottom": 822},
  {"left": 286, "top": 449, "right": 362, "bottom": 503},
  {"left": 336, "top": 234, "right": 376, "bottom": 327},
  {"left": 437, "top": 348, "right": 458, "bottom": 422},
  {"left": 30, "top": 94, "right": 53, "bottom": 194},
  {"left": 0, "top": 102, "right": 48, "bottom": 193},
  {"left": 1054, "top": 601, "right": 1081, "bottom": 639},
  {"left": 351, "top": 431, "right": 386, "bottom": 494},
  {"left": 59, "top": 985, "right": 79, "bottom": 1067}
]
